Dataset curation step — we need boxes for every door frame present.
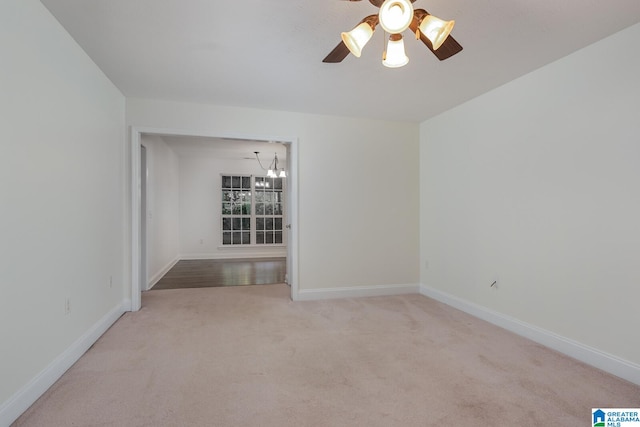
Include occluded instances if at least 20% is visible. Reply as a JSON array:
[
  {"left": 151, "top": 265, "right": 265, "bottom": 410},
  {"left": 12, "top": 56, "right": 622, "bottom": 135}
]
[
  {"left": 139, "top": 144, "right": 148, "bottom": 291},
  {"left": 129, "top": 126, "right": 299, "bottom": 310}
]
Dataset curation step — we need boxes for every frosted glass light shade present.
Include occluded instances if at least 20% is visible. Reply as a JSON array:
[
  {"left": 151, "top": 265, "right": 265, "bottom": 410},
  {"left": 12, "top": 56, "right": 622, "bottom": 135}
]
[
  {"left": 418, "top": 15, "right": 455, "bottom": 50},
  {"left": 267, "top": 169, "right": 277, "bottom": 178},
  {"left": 278, "top": 170, "right": 287, "bottom": 178},
  {"left": 341, "top": 22, "right": 374, "bottom": 57},
  {"left": 379, "top": 0, "right": 414, "bottom": 34},
  {"left": 382, "top": 35, "right": 409, "bottom": 68}
]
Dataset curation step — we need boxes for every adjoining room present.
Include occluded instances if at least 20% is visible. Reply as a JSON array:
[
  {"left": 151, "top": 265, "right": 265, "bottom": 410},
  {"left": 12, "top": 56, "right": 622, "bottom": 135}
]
[{"left": 139, "top": 135, "right": 290, "bottom": 293}]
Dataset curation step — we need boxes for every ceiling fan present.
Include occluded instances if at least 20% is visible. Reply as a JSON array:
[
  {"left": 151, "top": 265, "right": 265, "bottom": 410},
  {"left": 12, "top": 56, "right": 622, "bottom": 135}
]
[{"left": 323, "top": 0, "right": 462, "bottom": 67}]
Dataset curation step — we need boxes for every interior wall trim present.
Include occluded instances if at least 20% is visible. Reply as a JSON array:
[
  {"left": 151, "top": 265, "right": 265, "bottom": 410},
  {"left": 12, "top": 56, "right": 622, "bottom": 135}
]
[
  {"left": 419, "top": 284, "right": 640, "bottom": 386},
  {"left": 295, "top": 283, "right": 419, "bottom": 301},
  {"left": 180, "top": 252, "right": 287, "bottom": 261},
  {"left": 147, "top": 256, "right": 180, "bottom": 290},
  {"left": 0, "top": 302, "right": 127, "bottom": 427}
]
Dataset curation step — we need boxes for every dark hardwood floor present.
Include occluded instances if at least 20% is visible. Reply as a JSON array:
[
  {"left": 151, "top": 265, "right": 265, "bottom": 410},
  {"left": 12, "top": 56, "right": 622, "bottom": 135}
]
[{"left": 150, "top": 258, "right": 286, "bottom": 290}]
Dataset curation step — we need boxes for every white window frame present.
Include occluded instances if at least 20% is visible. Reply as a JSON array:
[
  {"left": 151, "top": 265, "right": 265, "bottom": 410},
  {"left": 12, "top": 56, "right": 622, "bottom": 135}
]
[{"left": 220, "top": 174, "right": 286, "bottom": 247}]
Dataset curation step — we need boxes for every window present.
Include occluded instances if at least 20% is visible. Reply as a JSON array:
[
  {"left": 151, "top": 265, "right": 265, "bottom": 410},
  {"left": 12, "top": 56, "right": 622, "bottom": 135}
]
[
  {"left": 254, "top": 177, "right": 284, "bottom": 244},
  {"left": 221, "top": 175, "right": 251, "bottom": 245},
  {"left": 221, "top": 175, "right": 285, "bottom": 246}
]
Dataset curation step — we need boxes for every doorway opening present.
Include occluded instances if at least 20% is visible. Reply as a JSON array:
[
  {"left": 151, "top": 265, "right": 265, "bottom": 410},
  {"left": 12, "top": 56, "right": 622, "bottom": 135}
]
[{"left": 130, "top": 127, "right": 299, "bottom": 310}]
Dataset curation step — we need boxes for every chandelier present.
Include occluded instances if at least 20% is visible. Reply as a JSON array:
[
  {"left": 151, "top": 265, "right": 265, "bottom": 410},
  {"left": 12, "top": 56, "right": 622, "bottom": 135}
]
[{"left": 254, "top": 152, "right": 286, "bottom": 178}]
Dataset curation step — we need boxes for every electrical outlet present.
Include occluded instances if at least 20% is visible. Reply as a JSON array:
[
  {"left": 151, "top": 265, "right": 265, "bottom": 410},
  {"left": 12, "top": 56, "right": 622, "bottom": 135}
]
[
  {"left": 109, "top": 276, "right": 113, "bottom": 288},
  {"left": 424, "top": 260, "right": 429, "bottom": 269},
  {"left": 199, "top": 239, "right": 204, "bottom": 244},
  {"left": 64, "top": 297, "right": 71, "bottom": 315}
]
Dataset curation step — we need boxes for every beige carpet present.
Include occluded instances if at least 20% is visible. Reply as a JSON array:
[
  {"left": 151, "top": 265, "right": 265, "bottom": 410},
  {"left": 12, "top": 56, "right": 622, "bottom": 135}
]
[{"left": 14, "top": 284, "right": 640, "bottom": 426}]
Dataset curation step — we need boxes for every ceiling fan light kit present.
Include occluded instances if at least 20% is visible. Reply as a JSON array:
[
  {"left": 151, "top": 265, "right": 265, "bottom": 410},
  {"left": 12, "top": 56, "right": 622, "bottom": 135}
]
[
  {"left": 341, "top": 17, "right": 377, "bottom": 57},
  {"left": 415, "top": 10, "right": 455, "bottom": 50},
  {"left": 382, "top": 33, "right": 409, "bottom": 68},
  {"left": 379, "top": 0, "right": 414, "bottom": 33},
  {"left": 323, "top": 0, "right": 462, "bottom": 67}
]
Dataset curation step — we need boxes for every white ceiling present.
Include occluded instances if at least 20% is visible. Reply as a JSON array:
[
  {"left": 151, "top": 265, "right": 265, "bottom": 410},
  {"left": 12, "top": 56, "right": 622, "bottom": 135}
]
[{"left": 41, "top": 0, "right": 640, "bottom": 122}]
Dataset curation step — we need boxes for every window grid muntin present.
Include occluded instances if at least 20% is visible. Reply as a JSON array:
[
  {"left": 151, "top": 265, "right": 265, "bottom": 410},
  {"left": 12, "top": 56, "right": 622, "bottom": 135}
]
[
  {"left": 221, "top": 175, "right": 252, "bottom": 245},
  {"left": 221, "top": 175, "right": 285, "bottom": 246},
  {"left": 254, "top": 177, "right": 284, "bottom": 245}
]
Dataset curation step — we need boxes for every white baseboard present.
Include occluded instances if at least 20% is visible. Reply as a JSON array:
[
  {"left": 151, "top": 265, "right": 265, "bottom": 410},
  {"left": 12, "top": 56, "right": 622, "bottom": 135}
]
[
  {"left": 0, "top": 302, "right": 127, "bottom": 426},
  {"left": 295, "top": 283, "right": 419, "bottom": 301},
  {"left": 419, "top": 284, "right": 640, "bottom": 386},
  {"left": 147, "top": 256, "right": 180, "bottom": 289},
  {"left": 180, "top": 252, "right": 286, "bottom": 260}
]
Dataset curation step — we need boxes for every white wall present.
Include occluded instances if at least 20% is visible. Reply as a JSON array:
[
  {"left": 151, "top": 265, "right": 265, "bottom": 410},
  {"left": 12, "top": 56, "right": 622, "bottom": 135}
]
[
  {"left": 0, "top": 0, "right": 125, "bottom": 421},
  {"left": 141, "top": 136, "right": 180, "bottom": 288},
  {"left": 178, "top": 155, "right": 287, "bottom": 259},
  {"left": 420, "top": 23, "right": 640, "bottom": 367},
  {"left": 126, "top": 101, "right": 420, "bottom": 293}
]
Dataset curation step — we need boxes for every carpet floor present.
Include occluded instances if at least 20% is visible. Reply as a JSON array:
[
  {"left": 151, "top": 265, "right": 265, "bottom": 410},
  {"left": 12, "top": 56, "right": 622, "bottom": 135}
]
[{"left": 13, "top": 284, "right": 640, "bottom": 426}]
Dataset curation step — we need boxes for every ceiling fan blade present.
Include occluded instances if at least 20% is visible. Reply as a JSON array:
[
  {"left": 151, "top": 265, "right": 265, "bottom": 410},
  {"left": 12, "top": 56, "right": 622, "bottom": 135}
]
[
  {"left": 322, "top": 40, "right": 351, "bottom": 63},
  {"left": 409, "top": 12, "right": 463, "bottom": 61},
  {"left": 429, "top": 35, "right": 463, "bottom": 61}
]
